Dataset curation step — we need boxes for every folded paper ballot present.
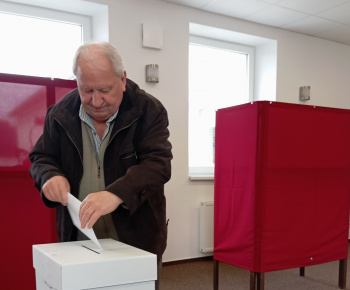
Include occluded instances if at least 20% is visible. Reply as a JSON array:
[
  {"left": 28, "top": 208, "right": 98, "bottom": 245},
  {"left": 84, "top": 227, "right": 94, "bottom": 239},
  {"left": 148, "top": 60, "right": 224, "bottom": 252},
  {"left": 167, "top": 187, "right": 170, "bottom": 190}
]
[{"left": 67, "top": 192, "right": 103, "bottom": 251}]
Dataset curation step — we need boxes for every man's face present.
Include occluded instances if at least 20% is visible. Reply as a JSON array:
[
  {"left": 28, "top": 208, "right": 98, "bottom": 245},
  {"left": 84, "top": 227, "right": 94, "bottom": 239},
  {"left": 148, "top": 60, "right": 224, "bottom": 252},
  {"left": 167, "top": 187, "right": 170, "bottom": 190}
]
[{"left": 76, "top": 54, "right": 126, "bottom": 123}]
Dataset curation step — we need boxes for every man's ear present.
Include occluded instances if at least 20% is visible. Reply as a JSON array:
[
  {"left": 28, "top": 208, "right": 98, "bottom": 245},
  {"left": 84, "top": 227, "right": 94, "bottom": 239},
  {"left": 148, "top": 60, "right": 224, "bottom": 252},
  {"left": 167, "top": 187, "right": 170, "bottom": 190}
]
[{"left": 122, "top": 71, "right": 127, "bottom": 92}]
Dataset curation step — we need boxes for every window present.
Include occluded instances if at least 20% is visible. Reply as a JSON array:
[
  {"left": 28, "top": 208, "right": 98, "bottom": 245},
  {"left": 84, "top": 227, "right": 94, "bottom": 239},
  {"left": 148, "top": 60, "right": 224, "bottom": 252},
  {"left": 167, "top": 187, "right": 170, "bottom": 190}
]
[
  {"left": 188, "top": 36, "right": 254, "bottom": 179},
  {"left": 0, "top": 2, "right": 92, "bottom": 79}
]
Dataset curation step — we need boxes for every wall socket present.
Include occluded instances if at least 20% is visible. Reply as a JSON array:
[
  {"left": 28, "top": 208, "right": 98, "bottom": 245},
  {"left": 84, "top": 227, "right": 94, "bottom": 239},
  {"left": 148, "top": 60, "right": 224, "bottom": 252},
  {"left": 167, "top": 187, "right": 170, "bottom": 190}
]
[{"left": 299, "top": 86, "right": 310, "bottom": 101}]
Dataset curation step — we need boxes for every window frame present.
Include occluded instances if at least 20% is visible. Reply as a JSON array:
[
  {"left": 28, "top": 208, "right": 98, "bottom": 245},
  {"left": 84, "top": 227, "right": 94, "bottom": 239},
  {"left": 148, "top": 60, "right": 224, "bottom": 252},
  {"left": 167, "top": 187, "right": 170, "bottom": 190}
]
[
  {"left": 0, "top": 1, "right": 93, "bottom": 79},
  {"left": 190, "top": 35, "right": 255, "bottom": 102},
  {"left": 188, "top": 35, "right": 255, "bottom": 180},
  {"left": 0, "top": 2, "right": 92, "bottom": 41}
]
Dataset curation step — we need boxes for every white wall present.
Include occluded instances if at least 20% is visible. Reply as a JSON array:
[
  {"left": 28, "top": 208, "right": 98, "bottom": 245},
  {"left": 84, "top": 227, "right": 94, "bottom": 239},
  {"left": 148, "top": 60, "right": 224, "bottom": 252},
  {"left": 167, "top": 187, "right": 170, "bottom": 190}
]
[
  {"left": 88, "top": 0, "right": 350, "bottom": 262},
  {"left": 255, "top": 41, "right": 277, "bottom": 101}
]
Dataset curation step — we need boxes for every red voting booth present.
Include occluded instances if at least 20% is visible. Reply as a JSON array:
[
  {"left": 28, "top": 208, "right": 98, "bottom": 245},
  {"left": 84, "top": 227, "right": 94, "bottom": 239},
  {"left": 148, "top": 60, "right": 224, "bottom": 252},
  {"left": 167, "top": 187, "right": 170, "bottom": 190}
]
[
  {"left": 0, "top": 73, "right": 76, "bottom": 289},
  {"left": 213, "top": 101, "right": 350, "bottom": 289}
]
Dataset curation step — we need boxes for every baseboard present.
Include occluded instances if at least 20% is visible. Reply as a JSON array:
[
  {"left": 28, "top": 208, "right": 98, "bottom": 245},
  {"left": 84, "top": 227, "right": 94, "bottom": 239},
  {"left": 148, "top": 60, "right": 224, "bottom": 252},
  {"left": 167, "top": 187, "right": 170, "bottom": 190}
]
[{"left": 163, "top": 255, "right": 213, "bottom": 266}]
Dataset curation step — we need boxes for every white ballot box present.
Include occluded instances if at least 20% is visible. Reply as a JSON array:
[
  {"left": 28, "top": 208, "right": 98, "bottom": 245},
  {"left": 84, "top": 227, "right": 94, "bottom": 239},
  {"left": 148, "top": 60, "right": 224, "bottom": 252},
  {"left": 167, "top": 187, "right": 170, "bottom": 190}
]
[{"left": 33, "top": 239, "right": 157, "bottom": 290}]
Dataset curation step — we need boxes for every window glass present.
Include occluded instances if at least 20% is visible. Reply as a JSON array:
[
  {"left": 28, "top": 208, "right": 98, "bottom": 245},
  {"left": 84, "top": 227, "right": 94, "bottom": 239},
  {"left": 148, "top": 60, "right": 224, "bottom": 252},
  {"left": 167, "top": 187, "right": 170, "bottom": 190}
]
[
  {"left": 189, "top": 37, "right": 253, "bottom": 177},
  {"left": 0, "top": 12, "right": 82, "bottom": 79}
]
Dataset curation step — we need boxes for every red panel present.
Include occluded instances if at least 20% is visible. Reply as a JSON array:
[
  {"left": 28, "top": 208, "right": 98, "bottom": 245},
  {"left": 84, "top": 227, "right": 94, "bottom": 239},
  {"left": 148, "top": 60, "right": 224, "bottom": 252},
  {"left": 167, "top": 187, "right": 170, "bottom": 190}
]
[
  {"left": 55, "top": 86, "right": 76, "bottom": 103},
  {"left": 214, "top": 101, "right": 350, "bottom": 273},
  {"left": 0, "top": 81, "right": 46, "bottom": 171},
  {"left": 214, "top": 103, "right": 259, "bottom": 270},
  {"left": 0, "top": 74, "right": 76, "bottom": 289},
  {"left": 0, "top": 172, "right": 57, "bottom": 289}
]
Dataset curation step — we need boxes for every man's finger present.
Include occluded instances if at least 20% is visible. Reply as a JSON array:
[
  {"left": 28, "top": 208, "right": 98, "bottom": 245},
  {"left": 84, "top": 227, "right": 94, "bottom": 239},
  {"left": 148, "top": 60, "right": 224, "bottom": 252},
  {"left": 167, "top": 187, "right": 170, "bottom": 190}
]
[
  {"left": 87, "top": 212, "right": 100, "bottom": 229},
  {"left": 61, "top": 192, "right": 68, "bottom": 206},
  {"left": 79, "top": 200, "right": 87, "bottom": 220}
]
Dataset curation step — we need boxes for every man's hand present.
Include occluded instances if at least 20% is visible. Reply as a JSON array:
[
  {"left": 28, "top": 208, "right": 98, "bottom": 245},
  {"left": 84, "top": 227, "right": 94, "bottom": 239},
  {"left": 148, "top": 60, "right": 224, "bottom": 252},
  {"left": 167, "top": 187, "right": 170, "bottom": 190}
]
[
  {"left": 79, "top": 191, "right": 124, "bottom": 229},
  {"left": 42, "top": 176, "right": 70, "bottom": 206}
]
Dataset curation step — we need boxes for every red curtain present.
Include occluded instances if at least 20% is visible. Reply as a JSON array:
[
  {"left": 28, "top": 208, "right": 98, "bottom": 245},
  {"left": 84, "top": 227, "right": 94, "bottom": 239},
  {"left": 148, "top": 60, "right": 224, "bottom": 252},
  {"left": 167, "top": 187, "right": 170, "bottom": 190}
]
[
  {"left": 214, "top": 101, "right": 350, "bottom": 273},
  {"left": 0, "top": 73, "right": 76, "bottom": 289}
]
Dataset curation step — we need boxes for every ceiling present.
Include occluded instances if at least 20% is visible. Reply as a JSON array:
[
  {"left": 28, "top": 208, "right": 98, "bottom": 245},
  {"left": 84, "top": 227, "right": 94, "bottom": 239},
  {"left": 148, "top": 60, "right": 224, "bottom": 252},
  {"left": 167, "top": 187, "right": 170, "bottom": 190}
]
[{"left": 159, "top": 0, "right": 350, "bottom": 45}]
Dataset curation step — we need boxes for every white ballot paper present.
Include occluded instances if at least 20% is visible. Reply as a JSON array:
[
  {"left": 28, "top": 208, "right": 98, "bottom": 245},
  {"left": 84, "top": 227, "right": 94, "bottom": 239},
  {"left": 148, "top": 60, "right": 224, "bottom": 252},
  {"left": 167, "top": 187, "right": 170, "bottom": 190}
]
[{"left": 67, "top": 192, "right": 103, "bottom": 251}]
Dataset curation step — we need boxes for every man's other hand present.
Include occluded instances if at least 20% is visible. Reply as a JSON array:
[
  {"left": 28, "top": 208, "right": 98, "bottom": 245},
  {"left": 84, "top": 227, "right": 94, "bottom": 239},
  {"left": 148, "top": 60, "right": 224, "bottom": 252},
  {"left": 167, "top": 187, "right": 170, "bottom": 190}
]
[{"left": 42, "top": 176, "right": 70, "bottom": 206}]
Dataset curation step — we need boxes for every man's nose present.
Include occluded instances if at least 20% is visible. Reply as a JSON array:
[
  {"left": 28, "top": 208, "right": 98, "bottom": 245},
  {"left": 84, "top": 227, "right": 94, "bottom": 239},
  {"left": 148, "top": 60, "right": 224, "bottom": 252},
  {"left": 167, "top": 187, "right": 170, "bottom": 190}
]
[{"left": 92, "top": 91, "right": 103, "bottom": 107}]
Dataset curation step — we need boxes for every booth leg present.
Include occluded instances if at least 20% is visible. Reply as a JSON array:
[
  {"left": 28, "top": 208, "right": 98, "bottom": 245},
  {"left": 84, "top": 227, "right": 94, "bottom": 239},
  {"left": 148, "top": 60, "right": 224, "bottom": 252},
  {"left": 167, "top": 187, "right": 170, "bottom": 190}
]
[
  {"left": 250, "top": 272, "right": 264, "bottom": 290},
  {"left": 300, "top": 267, "right": 305, "bottom": 277},
  {"left": 250, "top": 272, "right": 256, "bottom": 290},
  {"left": 214, "top": 259, "right": 219, "bottom": 290},
  {"left": 339, "top": 259, "right": 347, "bottom": 289},
  {"left": 257, "top": 273, "right": 264, "bottom": 290}
]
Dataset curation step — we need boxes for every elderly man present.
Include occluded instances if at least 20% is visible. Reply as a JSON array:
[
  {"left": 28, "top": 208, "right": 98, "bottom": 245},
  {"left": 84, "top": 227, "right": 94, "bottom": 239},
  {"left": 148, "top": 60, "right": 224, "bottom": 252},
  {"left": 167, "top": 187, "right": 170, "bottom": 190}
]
[{"left": 30, "top": 42, "right": 172, "bottom": 288}]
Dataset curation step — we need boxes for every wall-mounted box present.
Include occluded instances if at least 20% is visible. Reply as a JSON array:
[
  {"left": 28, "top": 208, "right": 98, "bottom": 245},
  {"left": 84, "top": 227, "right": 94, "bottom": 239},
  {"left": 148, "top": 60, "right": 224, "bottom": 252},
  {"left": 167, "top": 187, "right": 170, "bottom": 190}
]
[
  {"left": 142, "top": 23, "right": 163, "bottom": 49},
  {"left": 33, "top": 239, "right": 156, "bottom": 290}
]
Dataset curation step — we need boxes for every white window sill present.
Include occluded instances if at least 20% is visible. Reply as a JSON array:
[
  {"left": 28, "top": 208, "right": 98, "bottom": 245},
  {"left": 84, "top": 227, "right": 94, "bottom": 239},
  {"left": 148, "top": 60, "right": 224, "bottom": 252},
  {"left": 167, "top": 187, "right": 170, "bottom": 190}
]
[{"left": 189, "top": 175, "right": 214, "bottom": 181}]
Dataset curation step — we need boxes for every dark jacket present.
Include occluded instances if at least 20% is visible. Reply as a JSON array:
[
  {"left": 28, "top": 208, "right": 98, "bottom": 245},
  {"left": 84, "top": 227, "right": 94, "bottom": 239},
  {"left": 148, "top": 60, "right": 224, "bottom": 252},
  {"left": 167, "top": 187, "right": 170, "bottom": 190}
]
[{"left": 29, "top": 79, "right": 172, "bottom": 259}]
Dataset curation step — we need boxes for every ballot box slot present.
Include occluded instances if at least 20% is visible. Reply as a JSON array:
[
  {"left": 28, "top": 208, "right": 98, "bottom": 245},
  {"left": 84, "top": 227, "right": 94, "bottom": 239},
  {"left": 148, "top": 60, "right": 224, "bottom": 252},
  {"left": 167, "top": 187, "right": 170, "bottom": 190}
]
[{"left": 82, "top": 245, "right": 101, "bottom": 254}]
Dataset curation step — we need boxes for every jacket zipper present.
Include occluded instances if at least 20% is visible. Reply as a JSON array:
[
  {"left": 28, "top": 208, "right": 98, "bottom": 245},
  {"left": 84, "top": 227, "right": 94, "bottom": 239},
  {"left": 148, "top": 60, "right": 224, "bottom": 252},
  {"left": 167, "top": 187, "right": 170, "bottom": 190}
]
[{"left": 55, "top": 115, "right": 140, "bottom": 180}]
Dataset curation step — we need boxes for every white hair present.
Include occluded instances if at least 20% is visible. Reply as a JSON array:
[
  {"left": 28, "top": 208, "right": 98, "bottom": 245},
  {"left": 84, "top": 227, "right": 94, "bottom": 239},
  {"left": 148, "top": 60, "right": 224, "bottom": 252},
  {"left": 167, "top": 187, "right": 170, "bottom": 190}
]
[{"left": 72, "top": 42, "right": 125, "bottom": 77}]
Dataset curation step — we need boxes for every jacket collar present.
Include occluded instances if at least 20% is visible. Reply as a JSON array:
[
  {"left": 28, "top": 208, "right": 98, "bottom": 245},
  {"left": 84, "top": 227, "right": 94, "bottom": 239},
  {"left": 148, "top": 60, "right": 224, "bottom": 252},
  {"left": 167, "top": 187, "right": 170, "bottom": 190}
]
[
  {"left": 52, "top": 79, "right": 142, "bottom": 149},
  {"left": 110, "top": 79, "right": 142, "bottom": 137}
]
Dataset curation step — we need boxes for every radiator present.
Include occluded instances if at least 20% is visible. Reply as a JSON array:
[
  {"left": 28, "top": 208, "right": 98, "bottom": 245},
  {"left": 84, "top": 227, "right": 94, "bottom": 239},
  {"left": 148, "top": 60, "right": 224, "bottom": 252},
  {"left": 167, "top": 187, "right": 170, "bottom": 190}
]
[{"left": 199, "top": 201, "right": 214, "bottom": 253}]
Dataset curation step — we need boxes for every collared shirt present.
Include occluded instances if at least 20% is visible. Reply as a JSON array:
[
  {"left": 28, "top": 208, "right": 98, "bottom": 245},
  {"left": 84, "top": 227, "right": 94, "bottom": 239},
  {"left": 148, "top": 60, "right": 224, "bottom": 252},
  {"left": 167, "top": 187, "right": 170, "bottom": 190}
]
[{"left": 79, "top": 105, "right": 118, "bottom": 156}]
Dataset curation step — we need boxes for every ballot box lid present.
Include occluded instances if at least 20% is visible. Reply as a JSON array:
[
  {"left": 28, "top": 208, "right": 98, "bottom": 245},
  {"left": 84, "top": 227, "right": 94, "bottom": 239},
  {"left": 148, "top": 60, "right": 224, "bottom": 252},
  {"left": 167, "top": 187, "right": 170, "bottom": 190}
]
[{"left": 33, "top": 239, "right": 157, "bottom": 290}]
